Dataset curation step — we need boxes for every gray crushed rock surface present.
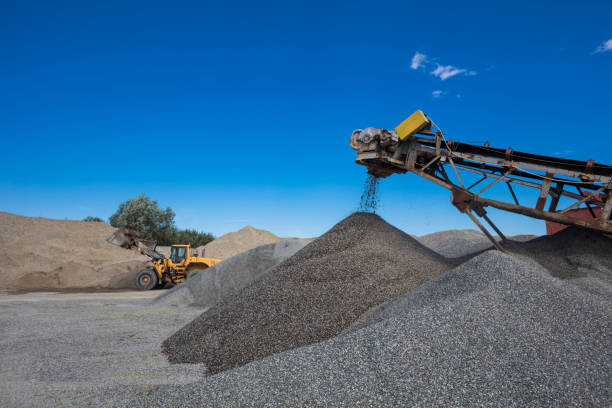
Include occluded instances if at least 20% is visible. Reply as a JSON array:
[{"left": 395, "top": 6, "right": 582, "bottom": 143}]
[
  {"left": 505, "top": 226, "right": 612, "bottom": 282},
  {"left": 0, "top": 292, "right": 207, "bottom": 408},
  {"left": 162, "top": 212, "right": 455, "bottom": 374},
  {"left": 417, "top": 229, "right": 496, "bottom": 257},
  {"left": 121, "top": 251, "right": 611, "bottom": 407},
  {"left": 153, "top": 240, "right": 307, "bottom": 308},
  {"left": 417, "top": 229, "right": 538, "bottom": 258}
]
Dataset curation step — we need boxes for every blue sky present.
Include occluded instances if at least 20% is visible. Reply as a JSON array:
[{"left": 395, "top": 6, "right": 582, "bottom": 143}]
[{"left": 1, "top": 0, "right": 611, "bottom": 238}]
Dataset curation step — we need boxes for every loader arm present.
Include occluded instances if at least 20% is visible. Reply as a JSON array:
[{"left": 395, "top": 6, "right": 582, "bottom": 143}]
[{"left": 350, "top": 110, "right": 612, "bottom": 250}]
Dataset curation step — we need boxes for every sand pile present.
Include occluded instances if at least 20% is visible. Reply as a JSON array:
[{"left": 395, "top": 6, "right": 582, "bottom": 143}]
[
  {"left": 154, "top": 240, "right": 307, "bottom": 308},
  {"left": 0, "top": 212, "right": 148, "bottom": 289},
  {"left": 162, "top": 212, "right": 455, "bottom": 374},
  {"left": 198, "top": 225, "right": 281, "bottom": 259},
  {"left": 123, "top": 251, "right": 611, "bottom": 407}
]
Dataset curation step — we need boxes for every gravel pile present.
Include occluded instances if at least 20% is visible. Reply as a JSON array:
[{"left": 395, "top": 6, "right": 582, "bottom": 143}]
[
  {"left": 507, "top": 226, "right": 612, "bottom": 279},
  {"left": 417, "top": 229, "right": 493, "bottom": 257},
  {"left": 153, "top": 240, "right": 307, "bottom": 308},
  {"left": 123, "top": 250, "right": 611, "bottom": 407},
  {"left": 505, "top": 226, "right": 612, "bottom": 297},
  {"left": 162, "top": 212, "right": 455, "bottom": 374},
  {"left": 417, "top": 229, "right": 537, "bottom": 258}
]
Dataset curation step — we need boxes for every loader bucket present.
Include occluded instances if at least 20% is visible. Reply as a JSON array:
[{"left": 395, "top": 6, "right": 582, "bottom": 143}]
[{"left": 106, "top": 225, "right": 140, "bottom": 248}]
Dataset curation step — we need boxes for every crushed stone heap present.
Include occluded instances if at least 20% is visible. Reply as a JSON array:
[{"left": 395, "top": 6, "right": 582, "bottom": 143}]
[
  {"left": 162, "top": 212, "right": 455, "bottom": 374},
  {"left": 153, "top": 240, "right": 307, "bottom": 308},
  {"left": 125, "top": 250, "right": 610, "bottom": 407}
]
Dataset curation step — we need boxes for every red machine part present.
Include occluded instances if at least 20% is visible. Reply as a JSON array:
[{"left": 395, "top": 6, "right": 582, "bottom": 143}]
[{"left": 546, "top": 207, "right": 611, "bottom": 238}]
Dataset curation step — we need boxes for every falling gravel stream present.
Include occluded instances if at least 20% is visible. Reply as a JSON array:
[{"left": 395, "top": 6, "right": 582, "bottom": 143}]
[{"left": 359, "top": 174, "right": 380, "bottom": 213}]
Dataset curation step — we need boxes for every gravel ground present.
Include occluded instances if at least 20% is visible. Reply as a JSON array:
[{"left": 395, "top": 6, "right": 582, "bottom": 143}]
[
  {"left": 153, "top": 240, "right": 307, "bottom": 308},
  {"left": 121, "top": 251, "right": 611, "bottom": 407},
  {"left": 0, "top": 291, "right": 207, "bottom": 408},
  {"left": 163, "top": 212, "right": 456, "bottom": 374}
]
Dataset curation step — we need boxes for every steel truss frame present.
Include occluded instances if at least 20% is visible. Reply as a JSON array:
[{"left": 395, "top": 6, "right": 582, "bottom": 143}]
[{"left": 355, "top": 131, "right": 612, "bottom": 251}]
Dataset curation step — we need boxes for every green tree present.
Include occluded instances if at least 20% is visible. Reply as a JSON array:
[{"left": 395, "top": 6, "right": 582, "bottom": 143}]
[
  {"left": 109, "top": 194, "right": 176, "bottom": 244},
  {"left": 83, "top": 216, "right": 104, "bottom": 222},
  {"left": 171, "top": 228, "right": 215, "bottom": 247},
  {"left": 108, "top": 194, "right": 215, "bottom": 246}
]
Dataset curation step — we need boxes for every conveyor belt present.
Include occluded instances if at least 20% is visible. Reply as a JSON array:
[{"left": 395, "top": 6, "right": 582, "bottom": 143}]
[{"left": 417, "top": 139, "right": 612, "bottom": 177}]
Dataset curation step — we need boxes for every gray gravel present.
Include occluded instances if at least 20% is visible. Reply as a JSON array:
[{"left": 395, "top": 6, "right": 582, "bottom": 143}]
[
  {"left": 121, "top": 250, "right": 611, "bottom": 407},
  {"left": 163, "top": 212, "right": 455, "bottom": 374},
  {"left": 417, "top": 229, "right": 537, "bottom": 258},
  {"left": 505, "top": 226, "right": 612, "bottom": 282},
  {"left": 0, "top": 291, "right": 207, "bottom": 408},
  {"left": 417, "top": 229, "right": 496, "bottom": 257},
  {"left": 153, "top": 240, "right": 307, "bottom": 308}
]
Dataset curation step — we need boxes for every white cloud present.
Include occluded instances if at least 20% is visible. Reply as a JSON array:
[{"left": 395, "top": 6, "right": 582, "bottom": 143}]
[
  {"left": 593, "top": 38, "right": 612, "bottom": 54},
  {"left": 431, "top": 64, "right": 466, "bottom": 80},
  {"left": 409, "top": 51, "right": 476, "bottom": 81},
  {"left": 411, "top": 52, "right": 427, "bottom": 69},
  {"left": 432, "top": 90, "right": 443, "bottom": 98}
]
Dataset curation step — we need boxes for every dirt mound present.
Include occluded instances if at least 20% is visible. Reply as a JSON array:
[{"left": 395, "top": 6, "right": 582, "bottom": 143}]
[
  {"left": 154, "top": 240, "right": 308, "bottom": 308},
  {"left": 0, "top": 212, "right": 148, "bottom": 289},
  {"left": 125, "top": 251, "right": 611, "bottom": 407},
  {"left": 198, "top": 225, "right": 280, "bottom": 260},
  {"left": 162, "top": 212, "right": 455, "bottom": 374}
]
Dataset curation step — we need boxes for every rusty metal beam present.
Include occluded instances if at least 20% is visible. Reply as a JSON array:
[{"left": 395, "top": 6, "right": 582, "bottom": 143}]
[
  {"left": 507, "top": 182, "right": 519, "bottom": 205},
  {"left": 467, "top": 175, "right": 488, "bottom": 191},
  {"left": 465, "top": 207, "right": 506, "bottom": 252},
  {"left": 535, "top": 174, "right": 553, "bottom": 211},
  {"left": 448, "top": 157, "right": 465, "bottom": 189},
  {"left": 548, "top": 182, "right": 564, "bottom": 212},
  {"left": 482, "top": 213, "right": 507, "bottom": 241},
  {"left": 437, "top": 163, "right": 452, "bottom": 184},
  {"left": 576, "top": 186, "right": 597, "bottom": 218},
  {"left": 472, "top": 194, "right": 611, "bottom": 233},
  {"left": 559, "top": 187, "right": 605, "bottom": 214},
  {"left": 420, "top": 155, "right": 440, "bottom": 172},
  {"left": 474, "top": 168, "right": 513, "bottom": 196},
  {"left": 407, "top": 168, "right": 453, "bottom": 190}
]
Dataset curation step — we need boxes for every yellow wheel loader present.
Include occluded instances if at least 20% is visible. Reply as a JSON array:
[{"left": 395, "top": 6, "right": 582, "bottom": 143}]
[{"left": 107, "top": 226, "right": 221, "bottom": 290}]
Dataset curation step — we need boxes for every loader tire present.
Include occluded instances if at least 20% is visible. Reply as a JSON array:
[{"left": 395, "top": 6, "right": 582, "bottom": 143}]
[{"left": 136, "top": 269, "right": 158, "bottom": 291}]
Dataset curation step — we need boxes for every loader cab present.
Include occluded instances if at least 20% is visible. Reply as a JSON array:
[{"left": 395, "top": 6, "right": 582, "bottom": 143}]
[{"left": 169, "top": 245, "right": 189, "bottom": 264}]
